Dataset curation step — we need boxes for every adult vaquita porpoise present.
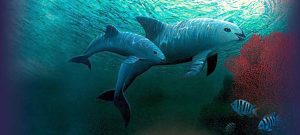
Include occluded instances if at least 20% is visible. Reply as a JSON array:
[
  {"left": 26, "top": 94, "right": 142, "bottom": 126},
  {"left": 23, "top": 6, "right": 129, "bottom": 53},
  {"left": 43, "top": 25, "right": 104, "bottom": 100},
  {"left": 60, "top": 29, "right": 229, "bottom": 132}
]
[
  {"left": 98, "top": 17, "right": 246, "bottom": 127},
  {"left": 69, "top": 25, "right": 166, "bottom": 127}
]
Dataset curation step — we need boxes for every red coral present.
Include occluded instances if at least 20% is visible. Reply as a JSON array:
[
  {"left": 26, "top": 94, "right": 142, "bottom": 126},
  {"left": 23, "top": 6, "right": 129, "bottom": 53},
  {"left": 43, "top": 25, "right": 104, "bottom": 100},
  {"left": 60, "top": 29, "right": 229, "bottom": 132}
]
[{"left": 226, "top": 32, "right": 293, "bottom": 110}]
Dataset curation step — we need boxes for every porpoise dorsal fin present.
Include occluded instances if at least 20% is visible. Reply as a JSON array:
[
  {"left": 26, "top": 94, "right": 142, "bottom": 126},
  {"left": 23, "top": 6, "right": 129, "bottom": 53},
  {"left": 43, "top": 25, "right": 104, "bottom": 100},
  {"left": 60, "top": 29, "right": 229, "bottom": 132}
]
[
  {"left": 136, "top": 16, "right": 166, "bottom": 41},
  {"left": 105, "top": 25, "right": 119, "bottom": 37}
]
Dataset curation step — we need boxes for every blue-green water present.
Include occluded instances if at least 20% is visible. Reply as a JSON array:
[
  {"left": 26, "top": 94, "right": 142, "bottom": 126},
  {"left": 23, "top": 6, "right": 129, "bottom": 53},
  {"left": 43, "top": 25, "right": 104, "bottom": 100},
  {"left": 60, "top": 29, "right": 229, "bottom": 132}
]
[{"left": 12, "top": 0, "right": 289, "bottom": 134}]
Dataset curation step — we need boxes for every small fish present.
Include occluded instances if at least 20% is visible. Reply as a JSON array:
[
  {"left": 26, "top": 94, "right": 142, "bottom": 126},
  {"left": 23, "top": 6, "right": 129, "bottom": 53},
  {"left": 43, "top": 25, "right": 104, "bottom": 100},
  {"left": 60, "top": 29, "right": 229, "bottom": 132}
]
[
  {"left": 258, "top": 112, "right": 279, "bottom": 132},
  {"left": 224, "top": 122, "right": 236, "bottom": 135},
  {"left": 231, "top": 99, "right": 257, "bottom": 117}
]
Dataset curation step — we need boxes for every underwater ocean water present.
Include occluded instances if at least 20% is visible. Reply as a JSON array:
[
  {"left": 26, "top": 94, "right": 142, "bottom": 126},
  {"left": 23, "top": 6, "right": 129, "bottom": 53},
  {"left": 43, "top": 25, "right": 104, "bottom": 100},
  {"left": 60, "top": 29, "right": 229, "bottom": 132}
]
[{"left": 12, "top": 0, "right": 289, "bottom": 135}]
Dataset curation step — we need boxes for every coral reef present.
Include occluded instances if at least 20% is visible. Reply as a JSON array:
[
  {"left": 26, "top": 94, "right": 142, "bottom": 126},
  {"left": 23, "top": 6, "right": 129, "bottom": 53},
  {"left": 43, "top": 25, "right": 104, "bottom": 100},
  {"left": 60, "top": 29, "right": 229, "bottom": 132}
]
[{"left": 226, "top": 32, "right": 292, "bottom": 110}]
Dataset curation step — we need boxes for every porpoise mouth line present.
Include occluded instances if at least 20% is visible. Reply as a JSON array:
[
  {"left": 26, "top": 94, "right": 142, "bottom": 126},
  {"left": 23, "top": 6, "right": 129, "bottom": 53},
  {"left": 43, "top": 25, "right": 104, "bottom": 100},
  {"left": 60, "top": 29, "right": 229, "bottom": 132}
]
[
  {"left": 235, "top": 32, "right": 246, "bottom": 40},
  {"left": 140, "top": 58, "right": 165, "bottom": 63}
]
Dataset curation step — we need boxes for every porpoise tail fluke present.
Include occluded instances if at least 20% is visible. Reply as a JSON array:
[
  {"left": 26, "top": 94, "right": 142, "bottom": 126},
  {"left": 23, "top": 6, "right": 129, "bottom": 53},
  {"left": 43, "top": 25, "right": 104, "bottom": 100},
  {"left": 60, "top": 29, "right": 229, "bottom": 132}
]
[
  {"left": 98, "top": 89, "right": 131, "bottom": 127},
  {"left": 114, "top": 92, "right": 130, "bottom": 127},
  {"left": 98, "top": 89, "right": 115, "bottom": 101},
  {"left": 69, "top": 55, "right": 91, "bottom": 70}
]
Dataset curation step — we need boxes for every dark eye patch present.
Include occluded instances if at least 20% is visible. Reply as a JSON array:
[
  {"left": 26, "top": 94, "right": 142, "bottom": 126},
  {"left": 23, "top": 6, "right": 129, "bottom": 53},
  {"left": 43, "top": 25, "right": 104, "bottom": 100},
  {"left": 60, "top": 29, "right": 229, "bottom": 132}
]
[
  {"left": 153, "top": 51, "right": 157, "bottom": 54},
  {"left": 224, "top": 28, "right": 231, "bottom": 32}
]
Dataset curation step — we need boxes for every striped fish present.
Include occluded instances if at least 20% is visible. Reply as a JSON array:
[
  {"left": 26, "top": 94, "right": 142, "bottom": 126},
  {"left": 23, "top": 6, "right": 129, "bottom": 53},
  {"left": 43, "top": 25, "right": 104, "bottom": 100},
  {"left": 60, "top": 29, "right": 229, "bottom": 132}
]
[
  {"left": 224, "top": 122, "right": 236, "bottom": 135},
  {"left": 258, "top": 112, "right": 279, "bottom": 132},
  {"left": 230, "top": 99, "right": 257, "bottom": 117}
]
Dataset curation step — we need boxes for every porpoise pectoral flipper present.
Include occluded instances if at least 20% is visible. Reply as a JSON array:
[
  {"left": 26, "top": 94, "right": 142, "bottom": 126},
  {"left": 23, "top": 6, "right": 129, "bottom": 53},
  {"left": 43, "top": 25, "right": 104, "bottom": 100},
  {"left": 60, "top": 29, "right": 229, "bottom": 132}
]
[
  {"left": 207, "top": 53, "right": 218, "bottom": 76},
  {"left": 185, "top": 51, "right": 218, "bottom": 77},
  {"left": 185, "top": 59, "right": 205, "bottom": 77},
  {"left": 185, "top": 51, "right": 212, "bottom": 77}
]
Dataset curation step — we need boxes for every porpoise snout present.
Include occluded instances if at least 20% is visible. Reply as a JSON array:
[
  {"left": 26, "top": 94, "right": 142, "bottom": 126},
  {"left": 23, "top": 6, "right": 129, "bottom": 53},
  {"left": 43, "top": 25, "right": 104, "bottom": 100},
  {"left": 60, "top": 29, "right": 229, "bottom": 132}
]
[
  {"left": 235, "top": 31, "right": 246, "bottom": 41},
  {"left": 158, "top": 54, "right": 166, "bottom": 62},
  {"left": 160, "top": 57, "right": 166, "bottom": 62}
]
